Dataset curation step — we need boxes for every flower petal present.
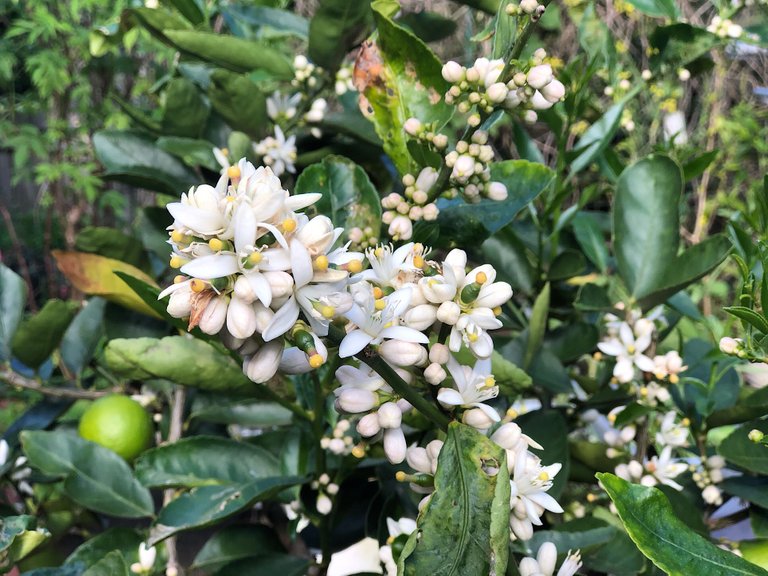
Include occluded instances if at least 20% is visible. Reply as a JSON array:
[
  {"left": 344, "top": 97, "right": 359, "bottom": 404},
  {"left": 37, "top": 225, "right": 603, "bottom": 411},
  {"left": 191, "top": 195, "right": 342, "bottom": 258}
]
[
  {"left": 339, "top": 330, "right": 374, "bottom": 358},
  {"left": 180, "top": 254, "right": 239, "bottom": 279},
  {"left": 263, "top": 296, "right": 299, "bottom": 341}
]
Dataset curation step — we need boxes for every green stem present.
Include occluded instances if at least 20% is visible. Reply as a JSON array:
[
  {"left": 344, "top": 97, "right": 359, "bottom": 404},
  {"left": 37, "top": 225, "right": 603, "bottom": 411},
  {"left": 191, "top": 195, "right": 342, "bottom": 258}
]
[{"left": 258, "top": 383, "right": 312, "bottom": 422}]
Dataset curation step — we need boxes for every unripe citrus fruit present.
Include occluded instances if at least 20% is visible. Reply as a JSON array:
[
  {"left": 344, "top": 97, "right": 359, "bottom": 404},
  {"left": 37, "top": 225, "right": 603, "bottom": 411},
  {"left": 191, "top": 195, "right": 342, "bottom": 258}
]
[{"left": 78, "top": 395, "right": 153, "bottom": 460}]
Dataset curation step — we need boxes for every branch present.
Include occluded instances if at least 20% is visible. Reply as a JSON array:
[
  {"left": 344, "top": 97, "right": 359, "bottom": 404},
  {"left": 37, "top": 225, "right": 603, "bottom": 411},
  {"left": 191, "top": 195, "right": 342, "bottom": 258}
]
[
  {"left": 163, "top": 386, "right": 187, "bottom": 576},
  {"left": 0, "top": 366, "right": 113, "bottom": 399}
]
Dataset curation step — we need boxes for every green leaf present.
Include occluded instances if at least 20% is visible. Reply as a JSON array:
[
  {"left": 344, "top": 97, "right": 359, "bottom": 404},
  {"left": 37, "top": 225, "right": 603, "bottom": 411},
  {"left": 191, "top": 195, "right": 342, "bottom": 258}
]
[
  {"left": 570, "top": 99, "right": 630, "bottom": 174},
  {"left": 11, "top": 299, "right": 78, "bottom": 369},
  {"left": 156, "top": 137, "right": 219, "bottom": 171},
  {"left": 724, "top": 306, "right": 768, "bottom": 335},
  {"left": 482, "top": 227, "right": 534, "bottom": 293},
  {"left": 598, "top": 473, "right": 768, "bottom": 576},
  {"left": 192, "top": 525, "right": 282, "bottom": 571},
  {"left": 297, "top": 155, "right": 382, "bottom": 238},
  {"left": 21, "top": 431, "right": 154, "bottom": 518},
  {"left": 524, "top": 283, "right": 550, "bottom": 370},
  {"left": 364, "top": 7, "right": 452, "bottom": 174},
  {"left": 135, "top": 436, "right": 281, "bottom": 488},
  {"left": 683, "top": 150, "right": 718, "bottom": 181},
  {"left": 222, "top": 6, "right": 309, "bottom": 38},
  {"left": 103, "top": 336, "right": 260, "bottom": 395},
  {"left": 65, "top": 528, "right": 143, "bottom": 569},
  {"left": 0, "top": 515, "right": 50, "bottom": 571},
  {"left": 151, "top": 476, "right": 304, "bottom": 544},
  {"left": 161, "top": 77, "right": 209, "bottom": 138},
  {"left": 59, "top": 298, "right": 106, "bottom": 375},
  {"left": 721, "top": 476, "right": 768, "bottom": 509},
  {"left": 128, "top": 7, "right": 192, "bottom": 45},
  {"left": 718, "top": 420, "right": 768, "bottom": 475},
  {"left": 436, "top": 160, "right": 554, "bottom": 247},
  {"left": 213, "top": 553, "right": 310, "bottom": 576},
  {"left": 190, "top": 397, "right": 293, "bottom": 427},
  {"left": 164, "top": 31, "right": 293, "bottom": 78},
  {"left": 707, "top": 387, "right": 768, "bottom": 427},
  {"left": 515, "top": 410, "right": 570, "bottom": 499},
  {"left": 625, "top": 0, "right": 678, "bottom": 18},
  {"left": 208, "top": 70, "right": 268, "bottom": 139},
  {"left": 81, "top": 550, "right": 129, "bottom": 576},
  {"left": 0, "top": 264, "right": 27, "bottom": 362},
  {"left": 168, "top": 0, "right": 205, "bottom": 25},
  {"left": 650, "top": 24, "right": 720, "bottom": 70},
  {"left": 492, "top": 0, "right": 517, "bottom": 58},
  {"left": 572, "top": 213, "right": 609, "bottom": 272},
  {"left": 613, "top": 155, "right": 681, "bottom": 298},
  {"left": 93, "top": 130, "right": 198, "bottom": 195},
  {"left": 548, "top": 249, "right": 586, "bottom": 280},
  {"left": 397, "top": 11, "right": 457, "bottom": 43},
  {"left": 309, "top": 0, "right": 371, "bottom": 71},
  {"left": 399, "top": 423, "right": 510, "bottom": 576},
  {"left": 75, "top": 227, "right": 148, "bottom": 270}
]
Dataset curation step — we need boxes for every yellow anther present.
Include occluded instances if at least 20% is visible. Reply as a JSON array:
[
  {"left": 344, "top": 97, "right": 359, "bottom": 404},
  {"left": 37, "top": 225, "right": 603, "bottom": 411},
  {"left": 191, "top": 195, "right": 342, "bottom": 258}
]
[
  {"left": 681, "top": 417, "right": 690, "bottom": 427},
  {"left": 309, "top": 354, "right": 325, "bottom": 368},
  {"left": 669, "top": 374, "right": 679, "bottom": 384},
  {"left": 639, "top": 386, "right": 648, "bottom": 397},
  {"left": 654, "top": 371, "right": 666, "bottom": 380},
  {"left": 208, "top": 238, "right": 224, "bottom": 251},
  {"left": 373, "top": 287, "right": 384, "bottom": 299},
  {"left": 282, "top": 218, "right": 297, "bottom": 233},
  {"left": 594, "top": 351, "right": 603, "bottom": 361},
  {"left": 173, "top": 275, "right": 186, "bottom": 284},
  {"left": 386, "top": 535, "right": 396, "bottom": 545},
  {"left": 506, "top": 408, "right": 518, "bottom": 419},
  {"left": 413, "top": 255, "right": 424, "bottom": 269},
  {"left": 227, "top": 165, "right": 241, "bottom": 179},
  {"left": 351, "top": 444, "right": 366, "bottom": 458},
  {"left": 170, "top": 229, "right": 186, "bottom": 243},
  {"left": 347, "top": 259, "right": 363, "bottom": 274},
  {"left": 607, "top": 413, "right": 617, "bottom": 423},
  {"left": 320, "top": 305, "right": 335, "bottom": 319},
  {"left": 226, "top": 195, "right": 236, "bottom": 203},
  {"left": 476, "top": 271, "right": 488, "bottom": 284},
  {"left": 314, "top": 255, "right": 329, "bottom": 271},
  {"left": 492, "top": 306, "right": 502, "bottom": 316},
  {"left": 220, "top": 148, "right": 229, "bottom": 156},
  {"left": 468, "top": 332, "right": 479, "bottom": 342},
  {"left": 395, "top": 471, "right": 407, "bottom": 482},
  {"left": 586, "top": 493, "right": 597, "bottom": 503},
  {"left": 375, "top": 298, "right": 387, "bottom": 311},
  {"left": 247, "top": 252, "right": 263, "bottom": 265},
  {"left": 374, "top": 247, "right": 384, "bottom": 258},
  {"left": 190, "top": 279, "right": 207, "bottom": 293},
  {"left": 538, "top": 471, "right": 550, "bottom": 482},
  {"left": 484, "top": 376, "right": 496, "bottom": 388},
  {"left": 627, "top": 345, "right": 636, "bottom": 354},
  {"left": 170, "top": 255, "right": 185, "bottom": 269}
]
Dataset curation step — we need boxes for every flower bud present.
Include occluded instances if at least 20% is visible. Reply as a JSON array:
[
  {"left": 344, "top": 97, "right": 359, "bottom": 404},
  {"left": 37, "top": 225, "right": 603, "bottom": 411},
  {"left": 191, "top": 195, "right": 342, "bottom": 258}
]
[
  {"left": 422, "top": 203, "right": 439, "bottom": 221},
  {"left": 702, "top": 484, "right": 722, "bottom": 505},
  {"left": 138, "top": 543, "right": 156, "bottom": 571},
  {"left": 294, "top": 54, "right": 308, "bottom": 69},
  {"left": 317, "top": 493, "right": 332, "bottom": 515},
  {"left": 404, "top": 117, "right": 422, "bottom": 136},
  {"left": 226, "top": 295, "right": 258, "bottom": 339},
  {"left": 383, "top": 428, "right": 407, "bottom": 464},
  {"left": 442, "top": 61, "right": 465, "bottom": 83},
  {"left": 437, "top": 301, "right": 461, "bottom": 325},
  {"left": 415, "top": 167, "right": 439, "bottom": 192},
  {"left": 541, "top": 79, "right": 565, "bottom": 103},
  {"left": 406, "top": 446, "right": 432, "bottom": 474},
  {"left": 527, "top": 64, "right": 553, "bottom": 90},
  {"left": 520, "top": 0, "right": 539, "bottom": 12},
  {"left": 243, "top": 340, "right": 283, "bottom": 383},
  {"left": 198, "top": 296, "right": 229, "bottom": 335},
  {"left": 451, "top": 154, "right": 476, "bottom": 182},
  {"left": 264, "top": 271, "right": 294, "bottom": 299},
  {"left": 429, "top": 344, "right": 450, "bottom": 365},
  {"left": 486, "top": 82, "right": 508, "bottom": 103},
  {"left": 233, "top": 276, "right": 257, "bottom": 304},
  {"left": 537, "top": 542, "right": 557, "bottom": 575},
  {"left": 379, "top": 340, "right": 428, "bottom": 367},
  {"left": 749, "top": 429, "right": 765, "bottom": 443},
  {"left": 463, "top": 407, "right": 495, "bottom": 430},
  {"left": 486, "top": 181, "right": 508, "bottom": 201},
  {"left": 388, "top": 215, "right": 413, "bottom": 241},
  {"left": 357, "top": 412, "right": 381, "bottom": 437},
  {"left": 491, "top": 423, "right": 522, "bottom": 450},
  {"left": 403, "top": 304, "right": 438, "bottom": 331},
  {"left": 627, "top": 460, "right": 644, "bottom": 478},
  {"left": 337, "top": 388, "right": 378, "bottom": 413},
  {"left": 297, "top": 215, "right": 335, "bottom": 255},
  {"left": 719, "top": 337, "right": 741, "bottom": 354},
  {"left": 518, "top": 557, "right": 539, "bottom": 576},
  {"left": 531, "top": 90, "right": 554, "bottom": 110},
  {"left": 424, "top": 362, "right": 447, "bottom": 385},
  {"left": 377, "top": 402, "right": 402, "bottom": 429},
  {"left": 167, "top": 286, "right": 193, "bottom": 318},
  {"left": 426, "top": 439, "right": 443, "bottom": 467},
  {"left": 510, "top": 516, "right": 534, "bottom": 541}
]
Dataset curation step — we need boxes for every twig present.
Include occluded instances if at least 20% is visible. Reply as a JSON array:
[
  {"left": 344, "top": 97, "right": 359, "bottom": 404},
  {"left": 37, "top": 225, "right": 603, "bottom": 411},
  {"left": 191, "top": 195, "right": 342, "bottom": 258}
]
[
  {"left": 0, "top": 204, "right": 37, "bottom": 312},
  {"left": 0, "top": 366, "right": 112, "bottom": 399},
  {"left": 163, "top": 386, "right": 187, "bottom": 576}
]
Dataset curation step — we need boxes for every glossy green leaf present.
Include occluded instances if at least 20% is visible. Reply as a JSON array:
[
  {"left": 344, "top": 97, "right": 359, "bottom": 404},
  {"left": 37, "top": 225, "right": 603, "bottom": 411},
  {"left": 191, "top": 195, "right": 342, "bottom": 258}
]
[
  {"left": 492, "top": 0, "right": 517, "bottom": 58},
  {"left": 11, "top": 299, "right": 78, "bottom": 369},
  {"left": 297, "top": 155, "right": 382, "bottom": 238},
  {"left": 515, "top": 410, "right": 570, "bottom": 499},
  {"left": 650, "top": 24, "right": 720, "bottom": 70},
  {"left": 135, "top": 436, "right": 281, "bottom": 488},
  {"left": 81, "top": 550, "right": 129, "bottom": 576},
  {"left": 708, "top": 387, "right": 768, "bottom": 427},
  {"left": 59, "top": 298, "right": 106, "bottom": 375},
  {"left": 572, "top": 213, "right": 609, "bottom": 272},
  {"left": 128, "top": 7, "right": 192, "bottom": 45},
  {"left": 0, "top": 263, "right": 27, "bottom": 362},
  {"left": 548, "top": 249, "right": 587, "bottom": 280},
  {"left": 104, "top": 336, "right": 260, "bottom": 395},
  {"left": 192, "top": 525, "right": 282, "bottom": 571},
  {"left": 208, "top": 70, "right": 268, "bottom": 139},
  {"left": 724, "top": 306, "right": 768, "bottom": 335},
  {"left": 482, "top": 227, "right": 535, "bottom": 293},
  {"left": 570, "top": 100, "right": 628, "bottom": 174},
  {"left": 156, "top": 137, "right": 219, "bottom": 171},
  {"left": 524, "top": 283, "right": 550, "bottom": 370},
  {"left": 624, "top": 0, "right": 678, "bottom": 18},
  {"left": 320, "top": 111, "right": 382, "bottom": 146},
  {"left": 93, "top": 130, "right": 198, "bottom": 195},
  {"left": 309, "top": 0, "right": 371, "bottom": 71},
  {"left": 223, "top": 6, "right": 309, "bottom": 37},
  {"left": 397, "top": 11, "right": 457, "bottom": 43},
  {"left": 65, "top": 528, "right": 143, "bottom": 569},
  {"left": 151, "top": 476, "right": 304, "bottom": 544},
  {"left": 0, "top": 515, "right": 50, "bottom": 571},
  {"left": 75, "top": 227, "right": 148, "bottom": 270},
  {"left": 683, "top": 150, "right": 718, "bottom": 181},
  {"left": 190, "top": 397, "right": 293, "bottom": 427},
  {"left": 21, "top": 431, "right": 154, "bottom": 518},
  {"left": 161, "top": 77, "right": 209, "bottom": 138},
  {"left": 721, "top": 476, "right": 768, "bottom": 509},
  {"left": 164, "top": 31, "right": 293, "bottom": 78},
  {"left": 598, "top": 472, "right": 768, "bottom": 576},
  {"left": 399, "top": 423, "right": 510, "bottom": 576},
  {"left": 364, "top": 7, "right": 451, "bottom": 174},
  {"left": 213, "top": 553, "right": 310, "bottom": 576},
  {"left": 436, "top": 160, "right": 554, "bottom": 247},
  {"left": 168, "top": 0, "right": 204, "bottom": 25},
  {"left": 718, "top": 420, "right": 768, "bottom": 475}
]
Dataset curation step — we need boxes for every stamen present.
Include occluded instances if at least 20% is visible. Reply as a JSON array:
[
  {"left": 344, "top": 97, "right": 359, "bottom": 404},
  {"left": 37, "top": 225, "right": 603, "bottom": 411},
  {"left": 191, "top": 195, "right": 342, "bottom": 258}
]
[
  {"left": 208, "top": 238, "right": 224, "bottom": 251},
  {"left": 347, "top": 259, "right": 363, "bottom": 273},
  {"left": 227, "top": 165, "right": 241, "bottom": 179},
  {"left": 169, "top": 255, "right": 185, "bottom": 269},
  {"left": 190, "top": 279, "right": 207, "bottom": 293},
  {"left": 314, "top": 255, "right": 329, "bottom": 271},
  {"left": 282, "top": 218, "right": 297, "bottom": 233}
]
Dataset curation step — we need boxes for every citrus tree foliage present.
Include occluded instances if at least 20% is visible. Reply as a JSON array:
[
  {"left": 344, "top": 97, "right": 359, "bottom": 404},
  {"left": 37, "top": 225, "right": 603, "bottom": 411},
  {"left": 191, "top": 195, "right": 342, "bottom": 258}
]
[{"left": 2, "top": 0, "right": 768, "bottom": 575}]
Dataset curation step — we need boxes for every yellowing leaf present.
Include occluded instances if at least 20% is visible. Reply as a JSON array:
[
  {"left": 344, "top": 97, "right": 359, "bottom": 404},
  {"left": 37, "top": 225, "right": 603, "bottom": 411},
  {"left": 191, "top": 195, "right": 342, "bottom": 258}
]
[{"left": 53, "top": 251, "right": 161, "bottom": 318}]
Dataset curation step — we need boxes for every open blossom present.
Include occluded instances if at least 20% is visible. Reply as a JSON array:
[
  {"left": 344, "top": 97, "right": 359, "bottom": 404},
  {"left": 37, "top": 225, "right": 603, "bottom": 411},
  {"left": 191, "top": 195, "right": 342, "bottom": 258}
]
[
  {"left": 437, "top": 355, "right": 499, "bottom": 426},
  {"left": 598, "top": 321, "right": 655, "bottom": 383},
  {"left": 519, "top": 542, "right": 582, "bottom": 576},
  {"left": 254, "top": 126, "right": 297, "bottom": 176}
]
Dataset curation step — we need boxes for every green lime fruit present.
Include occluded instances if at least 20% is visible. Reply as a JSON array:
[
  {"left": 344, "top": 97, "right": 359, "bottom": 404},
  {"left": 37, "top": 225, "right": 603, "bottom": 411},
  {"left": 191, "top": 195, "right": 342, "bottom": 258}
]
[{"left": 78, "top": 395, "right": 153, "bottom": 460}]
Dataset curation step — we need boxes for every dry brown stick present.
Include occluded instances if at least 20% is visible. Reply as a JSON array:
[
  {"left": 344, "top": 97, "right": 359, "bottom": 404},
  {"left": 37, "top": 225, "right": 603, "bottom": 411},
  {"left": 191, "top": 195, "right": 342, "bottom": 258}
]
[{"left": 0, "top": 366, "right": 112, "bottom": 399}]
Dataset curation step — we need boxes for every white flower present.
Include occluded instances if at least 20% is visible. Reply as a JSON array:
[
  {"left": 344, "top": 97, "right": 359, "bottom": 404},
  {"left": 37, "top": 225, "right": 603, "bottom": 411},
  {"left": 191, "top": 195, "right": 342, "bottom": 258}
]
[
  {"left": 254, "top": 126, "right": 297, "bottom": 176},
  {"left": 597, "top": 321, "right": 655, "bottom": 383},
  {"left": 655, "top": 411, "right": 689, "bottom": 447},
  {"left": 130, "top": 542, "right": 156, "bottom": 574},
  {"left": 519, "top": 543, "right": 582, "bottom": 576},
  {"left": 383, "top": 427, "right": 407, "bottom": 463},
  {"left": 527, "top": 64, "right": 554, "bottom": 90},
  {"left": 0, "top": 439, "right": 9, "bottom": 467},
  {"left": 243, "top": 340, "right": 284, "bottom": 383},
  {"left": 510, "top": 450, "right": 564, "bottom": 530},
  {"left": 644, "top": 445, "right": 687, "bottom": 490},
  {"left": 437, "top": 355, "right": 499, "bottom": 423},
  {"left": 339, "top": 287, "right": 429, "bottom": 357},
  {"left": 167, "top": 179, "right": 229, "bottom": 237},
  {"left": 267, "top": 91, "right": 301, "bottom": 121},
  {"left": 442, "top": 61, "right": 465, "bottom": 83}
]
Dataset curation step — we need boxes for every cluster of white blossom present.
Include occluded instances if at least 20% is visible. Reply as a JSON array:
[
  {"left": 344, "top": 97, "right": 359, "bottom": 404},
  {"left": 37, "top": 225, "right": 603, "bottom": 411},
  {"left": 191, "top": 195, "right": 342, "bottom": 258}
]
[
  {"left": 519, "top": 542, "right": 582, "bottom": 576},
  {"left": 313, "top": 472, "right": 339, "bottom": 516},
  {"left": 380, "top": 168, "right": 440, "bottom": 241},
  {"left": 334, "top": 64, "right": 356, "bottom": 95},
  {"left": 707, "top": 15, "right": 744, "bottom": 39}
]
